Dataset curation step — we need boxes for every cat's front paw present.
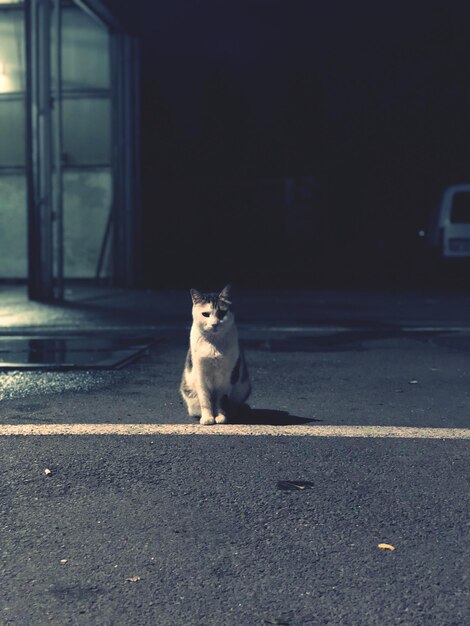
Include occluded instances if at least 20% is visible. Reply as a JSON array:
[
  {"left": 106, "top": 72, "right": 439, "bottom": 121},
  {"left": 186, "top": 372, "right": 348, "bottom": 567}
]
[
  {"left": 199, "top": 415, "right": 215, "bottom": 425},
  {"left": 214, "top": 414, "right": 227, "bottom": 424}
]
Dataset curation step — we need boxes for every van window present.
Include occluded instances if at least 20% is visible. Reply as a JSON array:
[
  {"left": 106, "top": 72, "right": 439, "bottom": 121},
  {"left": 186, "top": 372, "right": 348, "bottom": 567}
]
[{"left": 450, "top": 192, "right": 470, "bottom": 223}]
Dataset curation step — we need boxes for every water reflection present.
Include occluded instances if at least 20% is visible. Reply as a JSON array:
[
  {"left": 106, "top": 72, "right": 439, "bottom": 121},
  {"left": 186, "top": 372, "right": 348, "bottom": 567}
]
[{"left": 0, "top": 336, "right": 153, "bottom": 369}]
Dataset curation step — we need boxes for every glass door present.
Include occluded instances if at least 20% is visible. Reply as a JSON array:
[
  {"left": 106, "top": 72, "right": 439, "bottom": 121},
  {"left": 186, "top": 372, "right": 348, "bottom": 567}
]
[
  {"left": 25, "top": 0, "right": 140, "bottom": 301},
  {"left": 26, "top": 0, "right": 113, "bottom": 300},
  {"left": 0, "top": 0, "right": 27, "bottom": 281},
  {"left": 56, "top": 1, "right": 113, "bottom": 284}
]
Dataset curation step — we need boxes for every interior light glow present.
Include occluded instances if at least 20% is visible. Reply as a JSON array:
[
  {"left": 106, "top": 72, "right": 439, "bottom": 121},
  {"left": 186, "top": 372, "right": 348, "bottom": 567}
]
[{"left": 0, "top": 60, "right": 13, "bottom": 93}]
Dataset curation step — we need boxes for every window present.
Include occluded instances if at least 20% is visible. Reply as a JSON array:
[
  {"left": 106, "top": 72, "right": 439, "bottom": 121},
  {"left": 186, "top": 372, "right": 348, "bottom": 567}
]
[
  {"left": 60, "top": 7, "right": 110, "bottom": 91},
  {"left": 0, "top": 7, "right": 25, "bottom": 166},
  {"left": 0, "top": 9, "right": 25, "bottom": 95},
  {"left": 51, "top": 5, "right": 111, "bottom": 166},
  {"left": 450, "top": 192, "right": 470, "bottom": 224},
  {"left": 0, "top": 99, "right": 25, "bottom": 166},
  {"left": 62, "top": 97, "right": 111, "bottom": 165}
]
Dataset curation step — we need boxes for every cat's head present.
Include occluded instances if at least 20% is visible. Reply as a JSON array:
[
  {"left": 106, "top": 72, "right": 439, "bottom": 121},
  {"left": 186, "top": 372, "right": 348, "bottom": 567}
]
[{"left": 190, "top": 285, "right": 234, "bottom": 336}]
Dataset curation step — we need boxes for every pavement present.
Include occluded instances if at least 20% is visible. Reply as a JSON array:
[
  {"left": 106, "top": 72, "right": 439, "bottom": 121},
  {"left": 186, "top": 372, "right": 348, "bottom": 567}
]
[{"left": 0, "top": 285, "right": 469, "bottom": 625}]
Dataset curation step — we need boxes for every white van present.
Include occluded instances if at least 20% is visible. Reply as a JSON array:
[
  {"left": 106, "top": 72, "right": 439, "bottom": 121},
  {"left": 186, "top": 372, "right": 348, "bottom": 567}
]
[{"left": 424, "top": 184, "right": 470, "bottom": 258}]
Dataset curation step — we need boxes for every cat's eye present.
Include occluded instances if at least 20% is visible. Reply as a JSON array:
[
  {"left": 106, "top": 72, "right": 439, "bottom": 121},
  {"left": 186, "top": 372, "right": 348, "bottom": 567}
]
[
  {"left": 217, "top": 310, "right": 227, "bottom": 320},
  {"left": 201, "top": 312, "right": 210, "bottom": 317}
]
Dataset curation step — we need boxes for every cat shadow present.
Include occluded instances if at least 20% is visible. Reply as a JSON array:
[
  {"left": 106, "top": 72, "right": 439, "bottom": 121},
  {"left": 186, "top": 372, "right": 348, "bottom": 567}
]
[{"left": 227, "top": 404, "right": 321, "bottom": 426}]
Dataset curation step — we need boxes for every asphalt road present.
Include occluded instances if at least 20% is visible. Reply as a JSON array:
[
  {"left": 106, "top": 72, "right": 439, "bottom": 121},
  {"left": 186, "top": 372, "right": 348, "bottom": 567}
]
[{"left": 0, "top": 288, "right": 469, "bottom": 625}]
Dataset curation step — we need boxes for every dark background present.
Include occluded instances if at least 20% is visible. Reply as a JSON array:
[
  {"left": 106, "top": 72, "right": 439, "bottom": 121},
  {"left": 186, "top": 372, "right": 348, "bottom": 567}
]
[{"left": 109, "top": 0, "right": 470, "bottom": 289}]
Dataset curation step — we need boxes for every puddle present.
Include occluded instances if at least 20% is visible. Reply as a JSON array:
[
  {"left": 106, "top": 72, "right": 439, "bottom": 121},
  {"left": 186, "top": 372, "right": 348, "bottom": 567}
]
[{"left": 0, "top": 336, "right": 154, "bottom": 370}]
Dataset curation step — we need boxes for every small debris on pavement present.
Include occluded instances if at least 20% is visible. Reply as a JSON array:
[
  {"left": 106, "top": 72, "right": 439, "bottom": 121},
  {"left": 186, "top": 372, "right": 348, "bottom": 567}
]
[
  {"left": 126, "top": 575, "right": 142, "bottom": 583},
  {"left": 277, "top": 480, "right": 314, "bottom": 491},
  {"left": 44, "top": 468, "right": 52, "bottom": 476},
  {"left": 408, "top": 380, "right": 418, "bottom": 384},
  {"left": 59, "top": 559, "right": 68, "bottom": 564},
  {"left": 378, "top": 543, "right": 396, "bottom": 551},
  {"left": 264, "top": 618, "right": 290, "bottom": 625}
]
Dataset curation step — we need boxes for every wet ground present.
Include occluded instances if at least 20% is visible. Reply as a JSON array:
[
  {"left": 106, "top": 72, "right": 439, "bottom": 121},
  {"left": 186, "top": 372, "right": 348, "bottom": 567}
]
[
  {"left": 0, "top": 336, "right": 154, "bottom": 370},
  {"left": 1, "top": 285, "right": 470, "bottom": 428},
  {"left": 0, "top": 285, "right": 469, "bottom": 625}
]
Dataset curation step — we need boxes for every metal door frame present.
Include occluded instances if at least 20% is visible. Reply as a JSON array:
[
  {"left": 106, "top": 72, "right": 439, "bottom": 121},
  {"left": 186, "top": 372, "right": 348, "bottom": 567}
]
[
  {"left": 25, "top": 0, "right": 55, "bottom": 301},
  {"left": 111, "top": 31, "right": 141, "bottom": 287}
]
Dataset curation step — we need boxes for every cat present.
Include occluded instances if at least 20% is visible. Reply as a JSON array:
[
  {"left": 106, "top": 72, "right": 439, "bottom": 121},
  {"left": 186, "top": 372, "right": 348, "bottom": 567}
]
[{"left": 180, "top": 284, "right": 251, "bottom": 425}]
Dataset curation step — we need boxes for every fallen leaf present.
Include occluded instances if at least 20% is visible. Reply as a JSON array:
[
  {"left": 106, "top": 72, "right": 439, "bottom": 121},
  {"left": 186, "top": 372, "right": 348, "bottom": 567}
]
[
  {"left": 60, "top": 559, "right": 68, "bottom": 564},
  {"left": 126, "top": 575, "right": 142, "bottom": 583},
  {"left": 378, "top": 543, "right": 396, "bottom": 551},
  {"left": 44, "top": 468, "right": 52, "bottom": 476}
]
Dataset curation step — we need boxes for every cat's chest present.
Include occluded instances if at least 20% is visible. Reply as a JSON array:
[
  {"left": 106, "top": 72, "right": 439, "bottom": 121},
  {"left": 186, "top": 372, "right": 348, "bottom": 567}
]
[
  {"left": 194, "top": 342, "right": 236, "bottom": 364},
  {"left": 195, "top": 348, "right": 235, "bottom": 389},
  {"left": 191, "top": 327, "right": 238, "bottom": 360},
  {"left": 191, "top": 337, "right": 238, "bottom": 374}
]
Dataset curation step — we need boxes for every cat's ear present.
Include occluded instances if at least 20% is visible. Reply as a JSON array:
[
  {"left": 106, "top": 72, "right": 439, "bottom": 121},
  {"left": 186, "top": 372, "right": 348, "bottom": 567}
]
[
  {"left": 190, "top": 288, "right": 205, "bottom": 305},
  {"left": 219, "top": 284, "right": 233, "bottom": 306}
]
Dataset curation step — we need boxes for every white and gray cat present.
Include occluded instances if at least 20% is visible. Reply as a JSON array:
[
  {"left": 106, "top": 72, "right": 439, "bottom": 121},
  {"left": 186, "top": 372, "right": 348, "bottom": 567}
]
[{"left": 180, "top": 285, "right": 251, "bottom": 425}]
